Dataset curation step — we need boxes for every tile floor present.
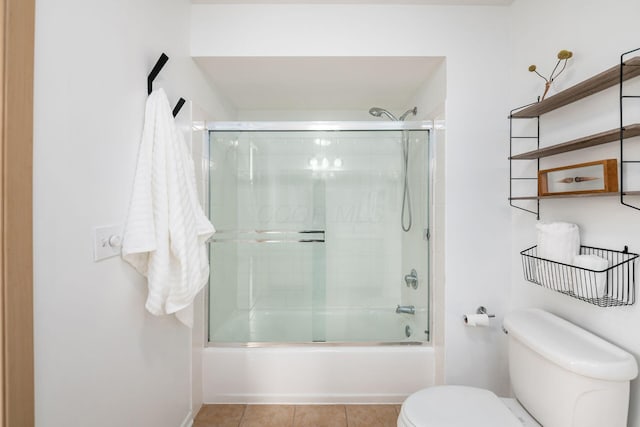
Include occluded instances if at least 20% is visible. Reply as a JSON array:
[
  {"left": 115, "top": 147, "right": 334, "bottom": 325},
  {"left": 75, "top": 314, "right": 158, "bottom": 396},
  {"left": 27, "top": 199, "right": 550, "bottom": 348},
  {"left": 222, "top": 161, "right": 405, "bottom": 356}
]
[{"left": 193, "top": 404, "right": 401, "bottom": 427}]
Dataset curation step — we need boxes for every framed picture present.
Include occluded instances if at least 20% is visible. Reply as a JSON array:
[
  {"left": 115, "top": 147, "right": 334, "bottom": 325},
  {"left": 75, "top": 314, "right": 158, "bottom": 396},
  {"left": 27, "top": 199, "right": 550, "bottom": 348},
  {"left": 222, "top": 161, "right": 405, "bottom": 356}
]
[{"left": 538, "top": 159, "right": 619, "bottom": 196}]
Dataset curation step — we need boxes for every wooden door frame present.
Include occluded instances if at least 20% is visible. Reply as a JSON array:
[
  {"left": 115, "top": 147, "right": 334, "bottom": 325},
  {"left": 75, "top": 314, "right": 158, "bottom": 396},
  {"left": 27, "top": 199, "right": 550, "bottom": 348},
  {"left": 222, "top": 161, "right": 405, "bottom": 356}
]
[{"left": 1, "top": 0, "right": 35, "bottom": 425}]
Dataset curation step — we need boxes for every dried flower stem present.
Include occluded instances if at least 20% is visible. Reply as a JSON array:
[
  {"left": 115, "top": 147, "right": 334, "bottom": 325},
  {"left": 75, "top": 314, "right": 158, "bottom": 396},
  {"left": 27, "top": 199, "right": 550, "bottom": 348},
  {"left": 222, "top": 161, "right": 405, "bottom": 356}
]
[
  {"left": 541, "top": 81, "right": 552, "bottom": 101},
  {"left": 528, "top": 50, "right": 573, "bottom": 101},
  {"left": 551, "top": 59, "right": 569, "bottom": 82}
]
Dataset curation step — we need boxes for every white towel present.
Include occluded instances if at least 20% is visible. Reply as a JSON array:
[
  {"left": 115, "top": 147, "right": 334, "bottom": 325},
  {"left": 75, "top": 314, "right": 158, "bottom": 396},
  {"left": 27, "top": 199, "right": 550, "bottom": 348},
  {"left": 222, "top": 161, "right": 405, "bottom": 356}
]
[
  {"left": 535, "top": 222, "right": 580, "bottom": 291},
  {"left": 122, "top": 88, "right": 215, "bottom": 327},
  {"left": 572, "top": 254, "right": 609, "bottom": 298}
]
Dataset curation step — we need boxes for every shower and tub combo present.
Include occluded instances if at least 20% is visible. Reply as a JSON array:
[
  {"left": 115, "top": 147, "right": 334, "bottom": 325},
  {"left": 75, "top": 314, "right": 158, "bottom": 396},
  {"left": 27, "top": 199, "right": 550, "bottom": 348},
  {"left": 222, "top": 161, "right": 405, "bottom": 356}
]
[{"left": 201, "top": 111, "right": 435, "bottom": 402}]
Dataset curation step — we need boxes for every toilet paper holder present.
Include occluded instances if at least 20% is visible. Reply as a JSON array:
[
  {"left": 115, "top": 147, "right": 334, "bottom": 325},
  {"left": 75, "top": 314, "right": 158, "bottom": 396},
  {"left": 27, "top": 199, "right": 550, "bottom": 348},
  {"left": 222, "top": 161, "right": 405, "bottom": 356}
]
[
  {"left": 476, "top": 306, "right": 495, "bottom": 318},
  {"left": 463, "top": 306, "right": 496, "bottom": 325}
]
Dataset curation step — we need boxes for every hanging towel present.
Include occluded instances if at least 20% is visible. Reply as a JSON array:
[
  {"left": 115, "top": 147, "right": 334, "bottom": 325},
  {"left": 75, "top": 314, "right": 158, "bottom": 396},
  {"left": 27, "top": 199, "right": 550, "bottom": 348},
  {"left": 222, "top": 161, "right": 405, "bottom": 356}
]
[{"left": 122, "top": 88, "right": 214, "bottom": 327}]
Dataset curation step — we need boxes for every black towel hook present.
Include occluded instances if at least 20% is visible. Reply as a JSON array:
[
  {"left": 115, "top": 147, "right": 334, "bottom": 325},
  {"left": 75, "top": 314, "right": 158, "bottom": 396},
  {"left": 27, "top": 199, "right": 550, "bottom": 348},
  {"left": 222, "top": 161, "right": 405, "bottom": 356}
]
[{"left": 147, "top": 53, "right": 186, "bottom": 118}]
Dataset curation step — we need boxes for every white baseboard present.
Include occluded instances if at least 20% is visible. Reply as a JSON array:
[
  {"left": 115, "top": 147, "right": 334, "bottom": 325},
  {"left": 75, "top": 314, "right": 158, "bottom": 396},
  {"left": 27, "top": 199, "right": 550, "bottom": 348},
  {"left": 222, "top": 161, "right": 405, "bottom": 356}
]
[
  {"left": 205, "top": 392, "right": 407, "bottom": 404},
  {"left": 179, "top": 411, "right": 193, "bottom": 427}
]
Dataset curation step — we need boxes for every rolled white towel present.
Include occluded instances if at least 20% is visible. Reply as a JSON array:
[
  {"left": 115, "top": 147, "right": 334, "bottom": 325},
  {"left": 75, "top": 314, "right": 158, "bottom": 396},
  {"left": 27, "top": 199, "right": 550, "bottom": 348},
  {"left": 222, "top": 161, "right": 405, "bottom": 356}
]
[
  {"left": 535, "top": 222, "right": 580, "bottom": 291},
  {"left": 536, "top": 222, "right": 580, "bottom": 264},
  {"left": 572, "top": 254, "right": 610, "bottom": 298},
  {"left": 534, "top": 261, "right": 573, "bottom": 291}
]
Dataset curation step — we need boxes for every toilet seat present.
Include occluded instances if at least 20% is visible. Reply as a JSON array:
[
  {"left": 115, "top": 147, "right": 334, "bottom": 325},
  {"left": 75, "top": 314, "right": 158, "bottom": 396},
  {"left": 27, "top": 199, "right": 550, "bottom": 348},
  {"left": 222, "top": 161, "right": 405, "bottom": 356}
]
[{"left": 398, "top": 386, "right": 525, "bottom": 427}]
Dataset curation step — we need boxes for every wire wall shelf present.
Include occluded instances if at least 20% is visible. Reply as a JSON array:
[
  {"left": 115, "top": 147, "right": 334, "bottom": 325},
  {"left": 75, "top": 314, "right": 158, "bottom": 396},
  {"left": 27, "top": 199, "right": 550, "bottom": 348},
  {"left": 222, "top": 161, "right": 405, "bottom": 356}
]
[
  {"left": 620, "top": 47, "right": 640, "bottom": 212},
  {"left": 509, "top": 48, "right": 640, "bottom": 217},
  {"left": 521, "top": 245, "right": 638, "bottom": 307}
]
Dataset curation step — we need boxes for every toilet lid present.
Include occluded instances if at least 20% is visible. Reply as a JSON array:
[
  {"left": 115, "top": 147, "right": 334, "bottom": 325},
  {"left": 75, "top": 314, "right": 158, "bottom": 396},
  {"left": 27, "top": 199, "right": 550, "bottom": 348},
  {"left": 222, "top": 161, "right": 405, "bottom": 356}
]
[{"left": 400, "top": 386, "right": 523, "bottom": 427}]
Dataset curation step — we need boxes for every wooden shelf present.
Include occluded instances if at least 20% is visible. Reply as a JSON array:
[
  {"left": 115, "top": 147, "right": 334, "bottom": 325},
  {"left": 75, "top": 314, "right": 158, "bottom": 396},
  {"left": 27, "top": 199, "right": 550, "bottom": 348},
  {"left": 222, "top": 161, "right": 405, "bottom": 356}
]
[
  {"left": 509, "top": 49, "right": 640, "bottom": 217},
  {"left": 511, "top": 57, "right": 640, "bottom": 118},
  {"left": 509, "top": 191, "right": 640, "bottom": 201},
  {"left": 510, "top": 123, "right": 640, "bottom": 160}
]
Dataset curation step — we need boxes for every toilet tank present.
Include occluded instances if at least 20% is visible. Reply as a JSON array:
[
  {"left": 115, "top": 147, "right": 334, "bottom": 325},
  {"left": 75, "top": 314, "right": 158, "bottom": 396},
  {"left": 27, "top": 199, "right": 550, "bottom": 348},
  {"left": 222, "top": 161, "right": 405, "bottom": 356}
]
[{"left": 503, "top": 308, "right": 638, "bottom": 427}]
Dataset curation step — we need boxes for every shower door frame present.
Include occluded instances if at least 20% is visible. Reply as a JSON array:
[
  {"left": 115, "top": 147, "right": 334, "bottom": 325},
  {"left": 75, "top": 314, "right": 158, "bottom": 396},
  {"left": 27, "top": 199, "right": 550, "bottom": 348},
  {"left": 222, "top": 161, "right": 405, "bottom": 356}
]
[
  {"left": 206, "top": 120, "right": 433, "bottom": 132},
  {"left": 205, "top": 120, "right": 433, "bottom": 347}
]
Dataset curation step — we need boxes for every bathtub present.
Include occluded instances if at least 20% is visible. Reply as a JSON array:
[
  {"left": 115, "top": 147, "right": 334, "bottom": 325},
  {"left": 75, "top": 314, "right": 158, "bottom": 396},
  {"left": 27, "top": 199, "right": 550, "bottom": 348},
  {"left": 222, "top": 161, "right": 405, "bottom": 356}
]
[{"left": 203, "top": 309, "right": 435, "bottom": 403}]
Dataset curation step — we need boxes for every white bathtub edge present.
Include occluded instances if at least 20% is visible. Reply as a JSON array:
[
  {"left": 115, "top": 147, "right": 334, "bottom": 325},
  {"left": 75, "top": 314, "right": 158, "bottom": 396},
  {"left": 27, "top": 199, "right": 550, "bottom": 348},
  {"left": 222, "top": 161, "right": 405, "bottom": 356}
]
[{"left": 202, "top": 345, "right": 434, "bottom": 404}]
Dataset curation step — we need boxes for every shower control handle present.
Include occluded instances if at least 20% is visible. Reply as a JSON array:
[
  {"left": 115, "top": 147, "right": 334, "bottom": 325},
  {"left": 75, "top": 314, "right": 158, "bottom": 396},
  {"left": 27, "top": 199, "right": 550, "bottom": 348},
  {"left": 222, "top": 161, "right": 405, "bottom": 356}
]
[{"left": 404, "top": 269, "right": 418, "bottom": 289}]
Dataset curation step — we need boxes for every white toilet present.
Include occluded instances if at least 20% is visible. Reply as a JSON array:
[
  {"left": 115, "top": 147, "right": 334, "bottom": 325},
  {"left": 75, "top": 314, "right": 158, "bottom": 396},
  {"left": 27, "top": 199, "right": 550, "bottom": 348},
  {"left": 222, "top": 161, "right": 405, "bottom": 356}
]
[{"left": 398, "top": 308, "right": 638, "bottom": 427}]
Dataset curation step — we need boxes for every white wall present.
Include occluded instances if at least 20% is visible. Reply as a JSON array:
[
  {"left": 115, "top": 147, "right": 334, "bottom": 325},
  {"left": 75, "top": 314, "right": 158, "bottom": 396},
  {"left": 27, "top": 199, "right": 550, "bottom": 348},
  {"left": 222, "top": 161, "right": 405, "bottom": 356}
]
[
  {"left": 509, "top": 0, "right": 640, "bottom": 425},
  {"left": 192, "top": 3, "right": 513, "bottom": 395},
  {"left": 33, "top": 1, "right": 233, "bottom": 426}
]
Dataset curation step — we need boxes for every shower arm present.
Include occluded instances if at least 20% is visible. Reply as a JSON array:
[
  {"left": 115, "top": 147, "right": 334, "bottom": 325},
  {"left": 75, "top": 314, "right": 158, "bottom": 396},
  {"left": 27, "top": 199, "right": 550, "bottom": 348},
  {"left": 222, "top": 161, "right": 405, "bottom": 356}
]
[{"left": 399, "top": 107, "right": 418, "bottom": 121}]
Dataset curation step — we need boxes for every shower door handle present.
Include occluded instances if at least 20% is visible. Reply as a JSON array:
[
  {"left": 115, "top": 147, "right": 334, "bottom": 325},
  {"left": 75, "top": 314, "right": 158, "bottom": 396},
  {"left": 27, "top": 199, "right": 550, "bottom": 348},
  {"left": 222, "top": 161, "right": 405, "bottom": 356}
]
[{"left": 207, "top": 229, "right": 325, "bottom": 243}]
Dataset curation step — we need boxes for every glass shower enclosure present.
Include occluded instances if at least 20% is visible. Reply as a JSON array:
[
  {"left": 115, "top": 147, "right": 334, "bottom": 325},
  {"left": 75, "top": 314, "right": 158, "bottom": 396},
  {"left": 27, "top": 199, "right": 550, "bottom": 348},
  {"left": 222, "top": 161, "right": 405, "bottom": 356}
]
[{"left": 207, "top": 121, "right": 431, "bottom": 344}]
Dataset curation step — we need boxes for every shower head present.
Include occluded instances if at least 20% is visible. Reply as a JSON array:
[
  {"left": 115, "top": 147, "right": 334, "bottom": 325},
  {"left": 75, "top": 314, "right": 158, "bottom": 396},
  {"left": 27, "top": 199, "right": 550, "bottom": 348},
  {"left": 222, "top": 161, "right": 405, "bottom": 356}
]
[
  {"left": 369, "top": 107, "right": 398, "bottom": 121},
  {"left": 369, "top": 106, "right": 418, "bottom": 121},
  {"left": 399, "top": 107, "right": 418, "bottom": 121}
]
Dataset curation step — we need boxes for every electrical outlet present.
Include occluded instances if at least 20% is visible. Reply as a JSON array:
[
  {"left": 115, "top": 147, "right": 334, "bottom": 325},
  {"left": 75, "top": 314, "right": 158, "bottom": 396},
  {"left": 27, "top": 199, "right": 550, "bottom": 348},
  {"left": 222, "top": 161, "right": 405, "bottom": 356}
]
[{"left": 94, "top": 224, "right": 123, "bottom": 261}]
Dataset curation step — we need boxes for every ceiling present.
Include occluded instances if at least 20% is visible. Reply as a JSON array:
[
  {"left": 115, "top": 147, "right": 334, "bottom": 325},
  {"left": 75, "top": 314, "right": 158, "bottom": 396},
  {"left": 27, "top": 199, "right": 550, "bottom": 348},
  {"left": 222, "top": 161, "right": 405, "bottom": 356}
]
[
  {"left": 194, "top": 56, "right": 445, "bottom": 112},
  {"left": 191, "top": 1, "right": 508, "bottom": 112}
]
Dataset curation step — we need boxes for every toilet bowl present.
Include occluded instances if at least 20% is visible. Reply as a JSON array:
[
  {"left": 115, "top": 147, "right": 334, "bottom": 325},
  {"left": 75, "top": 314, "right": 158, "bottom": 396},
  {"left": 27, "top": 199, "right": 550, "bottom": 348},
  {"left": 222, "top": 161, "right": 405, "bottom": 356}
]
[{"left": 398, "top": 308, "right": 638, "bottom": 427}]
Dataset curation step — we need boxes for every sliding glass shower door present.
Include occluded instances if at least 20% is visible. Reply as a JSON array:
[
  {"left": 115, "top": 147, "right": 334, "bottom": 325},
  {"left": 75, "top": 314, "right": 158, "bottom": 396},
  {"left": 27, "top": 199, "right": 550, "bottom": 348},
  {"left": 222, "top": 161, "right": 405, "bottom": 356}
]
[{"left": 207, "top": 124, "right": 430, "bottom": 344}]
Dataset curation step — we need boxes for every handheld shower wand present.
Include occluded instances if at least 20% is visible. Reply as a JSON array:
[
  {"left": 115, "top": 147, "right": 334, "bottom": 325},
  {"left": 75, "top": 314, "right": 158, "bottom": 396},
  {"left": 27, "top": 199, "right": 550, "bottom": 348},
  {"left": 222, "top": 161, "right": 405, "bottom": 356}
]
[
  {"left": 368, "top": 107, "right": 398, "bottom": 121},
  {"left": 368, "top": 106, "right": 418, "bottom": 232}
]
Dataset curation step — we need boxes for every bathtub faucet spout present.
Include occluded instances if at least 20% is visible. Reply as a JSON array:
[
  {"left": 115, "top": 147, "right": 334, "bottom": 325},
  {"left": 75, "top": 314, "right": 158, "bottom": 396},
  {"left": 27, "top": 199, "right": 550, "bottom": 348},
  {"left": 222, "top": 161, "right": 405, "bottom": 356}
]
[{"left": 395, "top": 305, "right": 415, "bottom": 315}]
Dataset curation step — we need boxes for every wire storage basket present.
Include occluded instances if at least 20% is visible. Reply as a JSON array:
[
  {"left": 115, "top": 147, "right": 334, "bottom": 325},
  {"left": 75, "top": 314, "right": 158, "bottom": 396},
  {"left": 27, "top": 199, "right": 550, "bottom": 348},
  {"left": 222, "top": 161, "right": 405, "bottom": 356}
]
[{"left": 520, "top": 245, "right": 638, "bottom": 307}]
